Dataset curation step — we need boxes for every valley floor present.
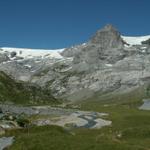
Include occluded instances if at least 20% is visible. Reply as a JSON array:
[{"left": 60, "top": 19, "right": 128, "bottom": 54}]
[{"left": 1, "top": 97, "right": 150, "bottom": 150}]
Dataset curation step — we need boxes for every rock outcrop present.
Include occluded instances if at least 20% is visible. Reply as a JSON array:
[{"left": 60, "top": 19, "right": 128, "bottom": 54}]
[{"left": 90, "top": 24, "right": 124, "bottom": 48}]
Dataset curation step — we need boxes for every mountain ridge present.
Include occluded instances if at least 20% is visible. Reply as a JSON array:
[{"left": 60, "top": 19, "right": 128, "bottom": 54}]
[{"left": 0, "top": 24, "right": 150, "bottom": 103}]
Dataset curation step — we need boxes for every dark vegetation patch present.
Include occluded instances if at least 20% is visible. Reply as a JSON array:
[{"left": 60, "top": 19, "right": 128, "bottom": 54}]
[{"left": 0, "top": 71, "right": 60, "bottom": 105}]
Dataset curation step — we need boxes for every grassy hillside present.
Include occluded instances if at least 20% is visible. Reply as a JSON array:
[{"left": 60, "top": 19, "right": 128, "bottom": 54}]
[{"left": 0, "top": 71, "right": 59, "bottom": 105}]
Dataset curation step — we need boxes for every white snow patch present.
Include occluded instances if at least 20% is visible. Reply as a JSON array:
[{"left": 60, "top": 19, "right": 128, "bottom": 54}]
[
  {"left": 122, "top": 35, "right": 150, "bottom": 46},
  {"left": 105, "top": 64, "right": 113, "bottom": 67},
  {"left": 0, "top": 47, "right": 65, "bottom": 59},
  {"left": 141, "top": 47, "right": 147, "bottom": 49},
  {"left": 60, "top": 67, "right": 72, "bottom": 72},
  {"left": 82, "top": 43, "right": 86, "bottom": 46},
  {"left": 24, "top": 64, "right": 32, "bottom": 68}
]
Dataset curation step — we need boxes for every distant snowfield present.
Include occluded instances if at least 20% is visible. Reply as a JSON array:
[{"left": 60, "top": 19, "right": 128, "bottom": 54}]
[
  {"left": 122, "top": 35, "right": 150, "bottom": 45},
  {"left": 1, "top": 35, "right": 150, "bottom": 59},
  {"left": 0, "top": 47, "right": 65, "bottom": 59}
]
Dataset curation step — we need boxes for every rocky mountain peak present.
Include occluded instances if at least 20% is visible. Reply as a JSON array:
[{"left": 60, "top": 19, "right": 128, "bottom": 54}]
[
  {"left": 100, "top": 24, "right": 117, "bottom": 32},
  {"left": 90, "top": 24, "right": 124, "bottom": 49}
]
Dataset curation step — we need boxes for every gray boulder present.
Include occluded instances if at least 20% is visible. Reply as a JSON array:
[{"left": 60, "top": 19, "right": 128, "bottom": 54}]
[
  {"left": 0, "top": 53, "right": 9, "bottom": 63},
  {"left": 10, "top": 51, "right": 17, "bottom": 58}
]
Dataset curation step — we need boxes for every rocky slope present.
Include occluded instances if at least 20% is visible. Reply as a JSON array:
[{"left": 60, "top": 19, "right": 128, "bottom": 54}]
[{"left": 0, "top": 24, "right": 150, "bottom": 103}]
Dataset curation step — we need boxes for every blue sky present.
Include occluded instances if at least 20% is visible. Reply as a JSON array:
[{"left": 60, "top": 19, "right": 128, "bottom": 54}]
[{"left": 0, "top": 0, "right": 149, "bottom": 49}]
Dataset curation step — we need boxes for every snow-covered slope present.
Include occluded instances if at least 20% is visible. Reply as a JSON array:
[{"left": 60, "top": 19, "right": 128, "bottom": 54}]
[
  {"left": 122, "top": 35, "right": 150, "bottom": 45},
  {"left": 0, "top": 47, "right": 64, "bottom": 59}
]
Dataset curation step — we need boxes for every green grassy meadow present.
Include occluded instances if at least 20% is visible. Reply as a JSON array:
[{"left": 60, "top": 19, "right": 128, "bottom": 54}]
[{"left": 5, "top": 90, "right": 150, "bottom": 150}]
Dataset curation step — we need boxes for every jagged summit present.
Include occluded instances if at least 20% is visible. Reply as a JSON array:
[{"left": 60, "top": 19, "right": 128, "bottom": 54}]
[
  {"left": 99, "top": 24, "right": 118, "bottom": 32},
  {"left": 90, "top": 24, "right": 124, "bottom": 48},
  {"left": 62, "top": 24, "right": 124, "bottom": 57}
]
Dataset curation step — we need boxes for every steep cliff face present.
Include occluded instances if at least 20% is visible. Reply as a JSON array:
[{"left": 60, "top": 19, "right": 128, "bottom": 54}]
[
  {"left": 90, "top": 24, "right": 124, "bottom": 48},
  {"left": 0, "top": 25, "right": 150, "bottom": 103}
]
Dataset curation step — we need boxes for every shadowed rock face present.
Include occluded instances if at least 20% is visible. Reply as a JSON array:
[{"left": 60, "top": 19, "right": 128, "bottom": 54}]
[
  {"left": 62, "top": 24, "right": 124, "bottom": 58},
  {"left": 90, "top": 24, "right": 124, "bottom": 49}
]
